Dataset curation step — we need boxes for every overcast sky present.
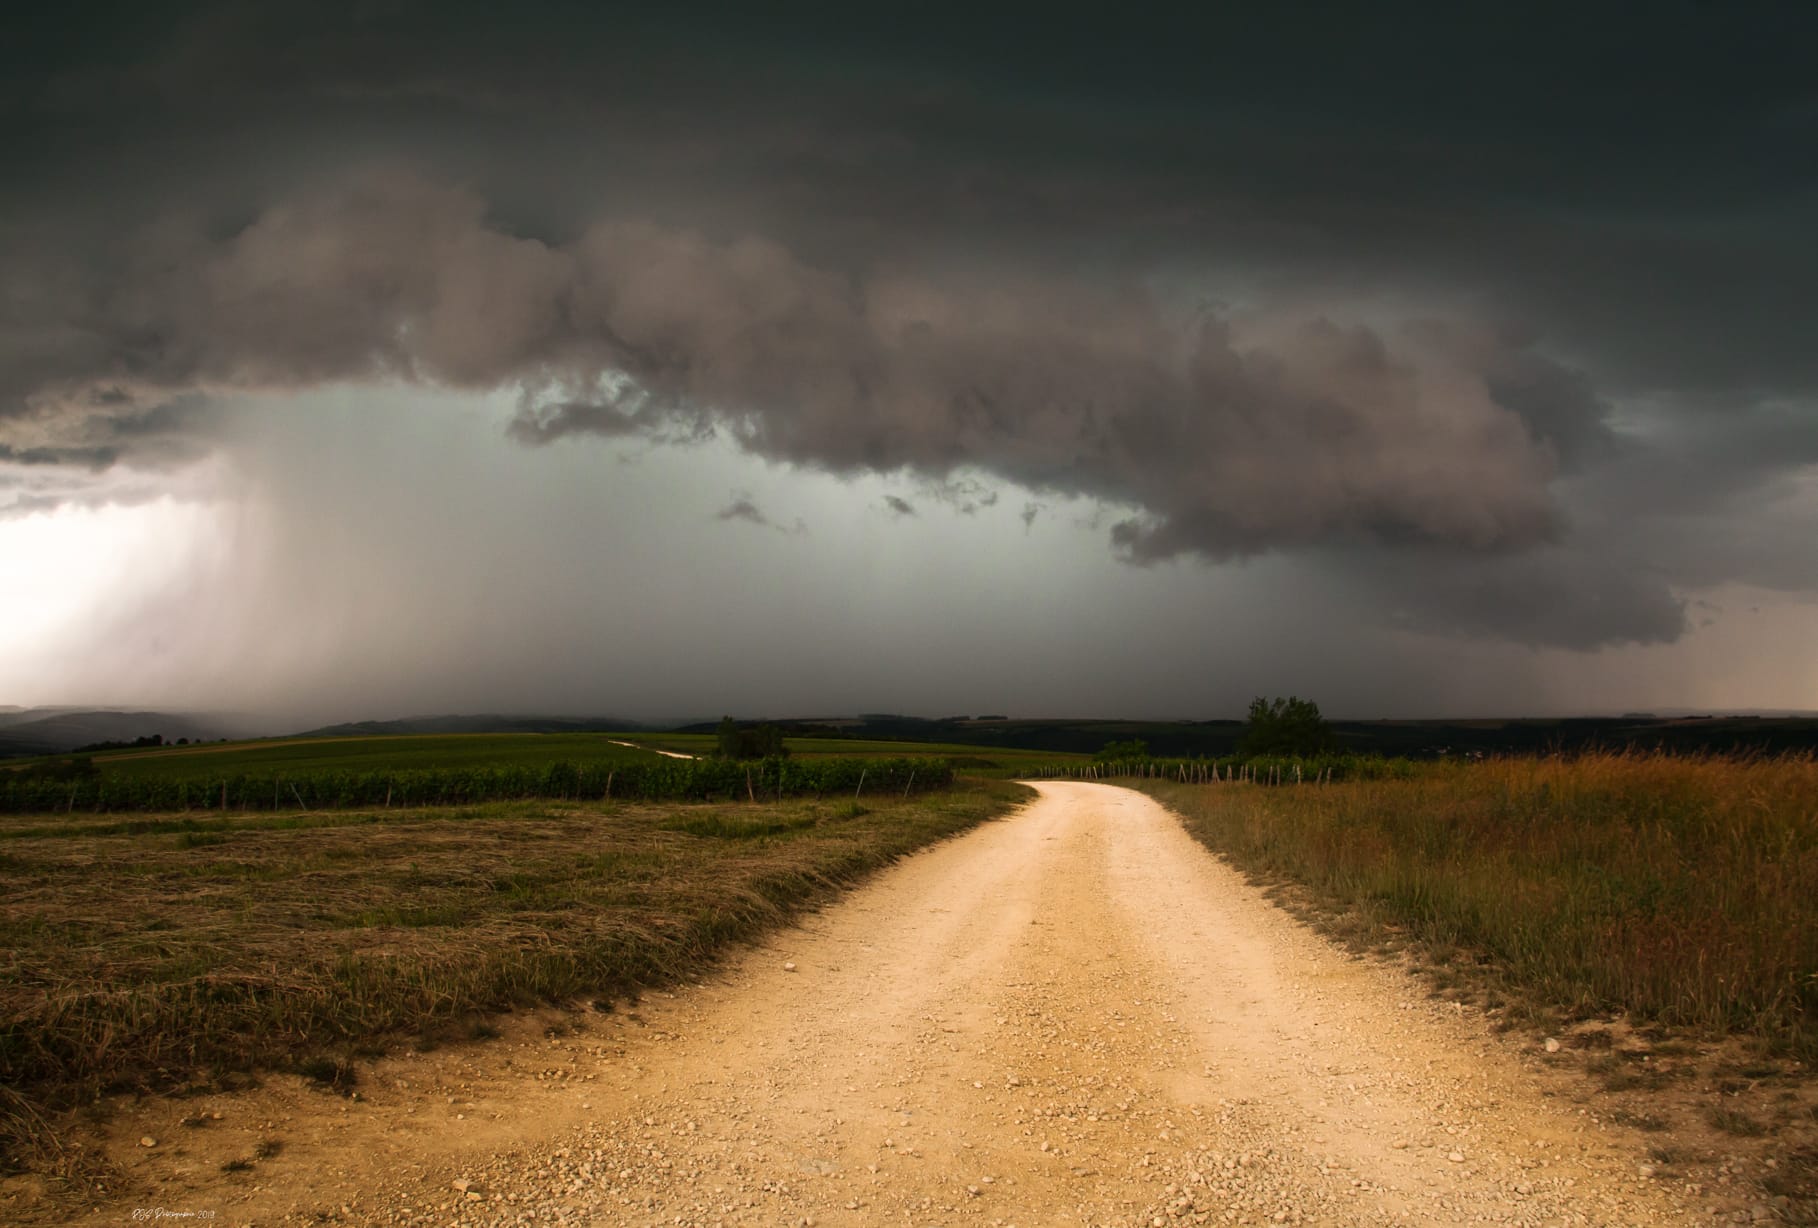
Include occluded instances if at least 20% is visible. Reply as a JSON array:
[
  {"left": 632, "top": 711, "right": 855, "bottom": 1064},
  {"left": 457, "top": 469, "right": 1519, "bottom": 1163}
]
[{"left": 3, "top": 3, "right": 1814, "bottom": 725}]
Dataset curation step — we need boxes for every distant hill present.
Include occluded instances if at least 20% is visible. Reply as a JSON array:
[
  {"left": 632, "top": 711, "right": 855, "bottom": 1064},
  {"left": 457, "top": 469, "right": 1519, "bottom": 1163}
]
[
  {"left": 0, "top": 705, "right": 79, "bottom": 729},
  {"left": 675, "top": 715, "right": 1247, "bottom": 756},
  {"left": 300, "top": 714, "right": 654, "bottom": 738},
  {"left": 0, "top": 710, "right": 226, "bottom": 758},
  {"left": 14, "top": 708, "right": 1814, "bottom": 762},
  {"left": 679, "top": 713, "right": 1818, "bottom": 759}
]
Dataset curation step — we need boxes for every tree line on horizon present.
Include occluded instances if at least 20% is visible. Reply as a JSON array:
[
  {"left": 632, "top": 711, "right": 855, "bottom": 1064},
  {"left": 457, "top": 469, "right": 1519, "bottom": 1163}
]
[{"left": 1096, "top": 695, "right": 1334, "bottom": 763}]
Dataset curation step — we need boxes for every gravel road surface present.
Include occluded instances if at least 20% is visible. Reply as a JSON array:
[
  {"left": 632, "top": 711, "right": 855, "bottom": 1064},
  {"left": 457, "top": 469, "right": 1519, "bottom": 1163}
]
[{"left": 74, "top": 781, "right": 1717, "bottom": 1227}]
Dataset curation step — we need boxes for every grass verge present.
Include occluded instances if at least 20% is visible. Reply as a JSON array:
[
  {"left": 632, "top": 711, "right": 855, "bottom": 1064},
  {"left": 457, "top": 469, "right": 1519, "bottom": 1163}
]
[
  {"left": 0, "top": 778, "right": 1028, "bottom": 1174},
  {"left": 1135, "top": 754, "right": 1818, "bottom": 1215},
  {"left": 1136, "top": 753, "right": 1817, "bottom": 1057}
]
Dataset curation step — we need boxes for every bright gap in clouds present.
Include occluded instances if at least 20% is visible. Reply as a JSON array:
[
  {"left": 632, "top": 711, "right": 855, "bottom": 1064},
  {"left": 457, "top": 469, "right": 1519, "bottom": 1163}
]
[{"left": 0, "top": 498, "right": 227, "bottom": 696}]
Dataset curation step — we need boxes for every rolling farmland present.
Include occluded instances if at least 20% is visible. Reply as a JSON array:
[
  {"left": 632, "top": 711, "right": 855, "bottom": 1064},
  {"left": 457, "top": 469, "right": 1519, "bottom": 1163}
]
[{"left": 0, "top": 732, "right": 1081, "bottom": 814}]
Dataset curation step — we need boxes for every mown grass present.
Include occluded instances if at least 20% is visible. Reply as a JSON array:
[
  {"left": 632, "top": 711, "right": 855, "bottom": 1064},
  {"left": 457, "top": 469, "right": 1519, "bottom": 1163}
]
[
  {"left": 0, "top": 780, "right": 1028, "bottom": 1171},
  {"left": 1140, "top": 753, "right": 1818, "bottom": 1058}
]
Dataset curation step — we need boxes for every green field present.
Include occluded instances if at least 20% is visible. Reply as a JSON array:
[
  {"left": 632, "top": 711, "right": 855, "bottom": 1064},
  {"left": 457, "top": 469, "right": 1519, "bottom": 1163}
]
[
  {"left": 613, "top": 732, "right": 1081, "bottom": 777},
  {"left": 55, "top": 732, "right": 1082, "bottom": 783},
  {"left": 81, "top": 733, "right": 665, "bottom": 780}
]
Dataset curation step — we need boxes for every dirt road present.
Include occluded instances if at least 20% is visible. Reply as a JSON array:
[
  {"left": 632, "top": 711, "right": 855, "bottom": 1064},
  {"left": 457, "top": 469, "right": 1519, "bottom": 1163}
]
[{"left": 67, "top": 781, "right": 1713, "bottom": 1226}]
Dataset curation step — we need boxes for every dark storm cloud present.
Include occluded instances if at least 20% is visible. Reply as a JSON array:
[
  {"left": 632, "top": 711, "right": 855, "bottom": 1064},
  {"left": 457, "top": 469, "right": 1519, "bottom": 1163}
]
[
  {"left": 0, "top": 443, "right": 117, "bottom": 469},
  {"left": 715, "top": 493, "right": 770, "bottom": 528},
  {"left": 4, "top": 169, "right": 1572, "bottom": 561},
  {"left": 713, "top": 490, "right": 808, "bottom": 537},
  {"left": 920, "top": 477, "right": 1000, "bottom": 516},
  {"left": 4, "top": 1, "right": 1815, "bottom": 651},
  {"left": 1348, "top": 547, "right": 1690, "bottom": 652},
  {"left": 505, "top": 402, "right": 649, "bottom": 445}
]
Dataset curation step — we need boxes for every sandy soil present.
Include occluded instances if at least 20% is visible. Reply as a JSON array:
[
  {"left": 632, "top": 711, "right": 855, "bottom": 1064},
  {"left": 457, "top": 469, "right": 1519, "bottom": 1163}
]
[{"left": 37, "top": 781, "right": 1732, "bottom": 1226}]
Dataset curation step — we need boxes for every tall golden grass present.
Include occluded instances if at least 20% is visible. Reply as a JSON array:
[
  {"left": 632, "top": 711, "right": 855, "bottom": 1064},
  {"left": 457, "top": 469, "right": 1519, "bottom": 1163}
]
[{"left": 1145, "top": 752, "right": 1817, "bottom": 1055}]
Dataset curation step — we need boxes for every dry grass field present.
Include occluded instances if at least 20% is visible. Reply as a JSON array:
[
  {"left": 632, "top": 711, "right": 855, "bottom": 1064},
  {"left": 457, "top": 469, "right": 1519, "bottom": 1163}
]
[
  {"left": 0, "top": 780, "right": 1029, "bottom": 1172},
  {"left": 1140, "top": 753, "right": 1818, "bottom": 1215},
  {"left": 1143, "top": 753, "right": 1818, "bottom": 1055}
]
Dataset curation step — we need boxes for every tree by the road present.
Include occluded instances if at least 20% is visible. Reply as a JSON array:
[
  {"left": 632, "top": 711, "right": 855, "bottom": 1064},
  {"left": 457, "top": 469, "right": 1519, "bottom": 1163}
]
[
  {"left": 1094, "top": 738, "right": 1150, "bottom": 762},
  {"left": 715, "top": 717, "right": 789, "bottom": 760},
  {"left": 1239, "top": 695, "right": 1333, "bottom": 756}
]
